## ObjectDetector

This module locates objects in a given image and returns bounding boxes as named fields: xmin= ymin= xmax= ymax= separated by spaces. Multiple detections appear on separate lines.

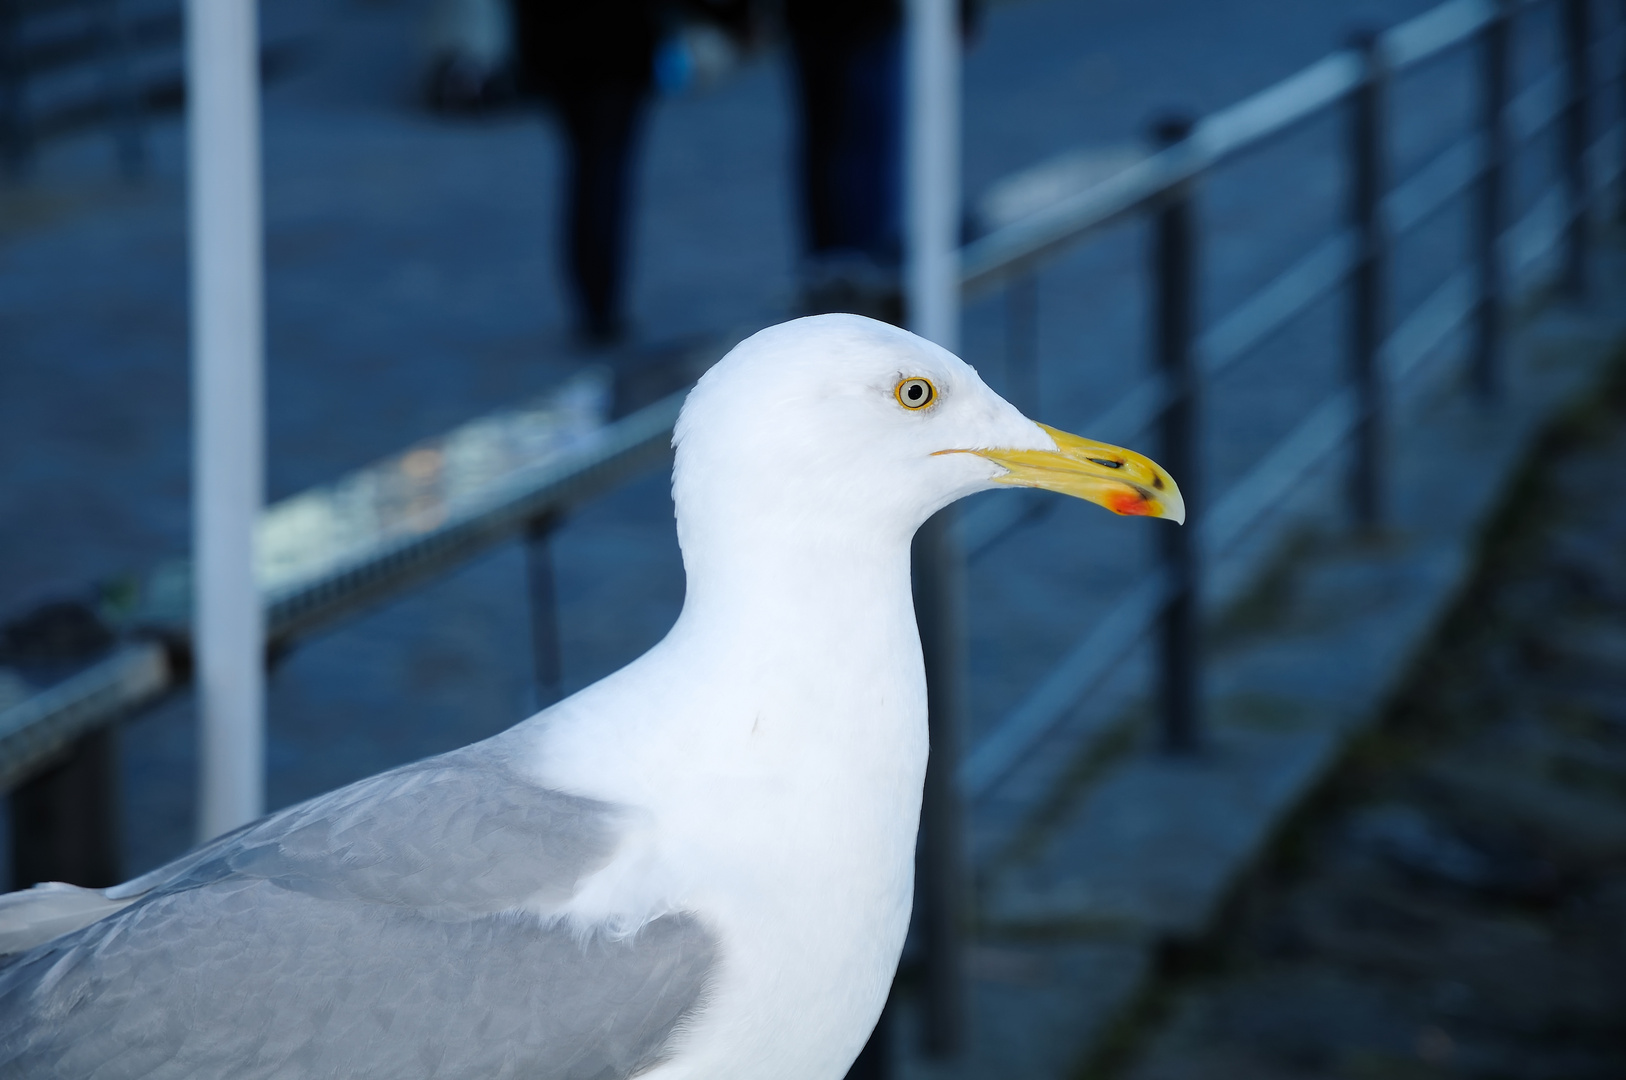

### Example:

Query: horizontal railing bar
xmin=959 ymin=149 xmax=1197 ymax=294
xmin=266 ymin=390 xmax=685 ymax=645
xmin=1193 ymin=52 xmax=1364 ymax=164
xmin=961 ymin=570 xmax=1172 ymax=801
xmin=1080 ymin=372 xmax=1174 ymax=446
xmin=1199 ymin=231 xmax=1358 ymax=379
xmin=0 ymin=643 xmax=170 ymax=794
xmin=1506 ymin=184 xmax=1567 ymax=284
xmin=1385 ymin=132 xmax=1486 ymax=236
xmin=1386 ymin=270 xmax=1475 ymax=385
xmin=1508 ymin=68 xmax=1565 ymax=144
xmin=1203 ymin=389 xmax=1356 ymax=561
xmin=957 ymin=491 xmax=1051 ymax=559
xmin=1381 ymin=0 xmax=1492 ymax=70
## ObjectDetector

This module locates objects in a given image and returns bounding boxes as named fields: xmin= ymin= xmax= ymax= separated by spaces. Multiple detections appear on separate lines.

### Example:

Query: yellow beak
xmin=944 ymin=423 xmax=1185 ymax=524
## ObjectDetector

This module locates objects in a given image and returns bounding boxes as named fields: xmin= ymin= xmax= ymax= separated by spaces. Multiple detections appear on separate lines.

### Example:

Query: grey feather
xmin=0 ymin=884 xmax=133 ymax=957
xmin=0 ymin=745 xmax=718 ymax=1079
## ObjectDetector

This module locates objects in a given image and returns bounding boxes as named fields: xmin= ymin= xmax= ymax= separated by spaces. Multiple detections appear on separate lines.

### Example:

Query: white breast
xmin=523 ymin=583 xmax=929 ymax=1080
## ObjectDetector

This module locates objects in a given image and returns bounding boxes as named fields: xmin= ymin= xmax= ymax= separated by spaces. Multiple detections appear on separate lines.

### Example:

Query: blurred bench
xmin=0 ymin=0 xmax=302 ymax=178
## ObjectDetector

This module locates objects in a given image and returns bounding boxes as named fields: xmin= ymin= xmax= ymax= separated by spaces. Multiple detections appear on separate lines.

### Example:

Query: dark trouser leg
xmin=790 ymin=28 xmax=903 ymax=259
xmin=557 ymin=85 xmax=648 ymax=342
xmin=11 ymin=728 xmax=121 ymax=889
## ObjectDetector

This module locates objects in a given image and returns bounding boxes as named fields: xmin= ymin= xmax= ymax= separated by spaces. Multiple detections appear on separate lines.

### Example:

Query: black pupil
xmin=907 ymin=384 xmax=924 ymax=401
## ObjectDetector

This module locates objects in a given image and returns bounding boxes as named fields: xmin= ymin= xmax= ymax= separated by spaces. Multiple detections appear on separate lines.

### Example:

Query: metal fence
xmin=904 ymin=0 xmax=1626 ymax=1058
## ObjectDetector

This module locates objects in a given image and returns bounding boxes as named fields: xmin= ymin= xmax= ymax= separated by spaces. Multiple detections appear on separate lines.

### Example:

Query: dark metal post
xmin=11 ymin=729 xmax=122 ymax=888
xmin=1560 ymin=0 xmax=1592 ymax=296
xmin=842 ymin=992 xmax=894 ymax=1080
xmin=1004 ymin=272 xmax=1040 ymax=416
xmin=1150 ymin=113 xmax=1202 ymax=756
xmin=1472 ymin=1 xmax=1512 ymax=399
xmin=911 ymin=509 xmax=967 ymax=1057
xmin=1347 ymin=32 xmax=1388 ymax=530
xmin=524 ymin=516 xmax=564 ymax=707
xmin=0 ymin=0 xmax=27 ymax=178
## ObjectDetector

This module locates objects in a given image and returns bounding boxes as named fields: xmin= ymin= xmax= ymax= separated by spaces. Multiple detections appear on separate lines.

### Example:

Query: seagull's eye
xmin=895 ymin=377 xmax=936 ymax=410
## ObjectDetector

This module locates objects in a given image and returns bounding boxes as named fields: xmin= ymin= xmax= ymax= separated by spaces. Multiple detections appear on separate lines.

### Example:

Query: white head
xmin=671 ymin=314 xmax=1181 ymax=576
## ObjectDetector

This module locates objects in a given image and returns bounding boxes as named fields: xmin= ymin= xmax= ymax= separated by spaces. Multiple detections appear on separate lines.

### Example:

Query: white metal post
xmin=188 ymin=0 xmax=265 ymax=841
xmin=906 ymin=0 xmax=960 ymax=349
xmin=905 ymin=0 xmax=967 ymax=1057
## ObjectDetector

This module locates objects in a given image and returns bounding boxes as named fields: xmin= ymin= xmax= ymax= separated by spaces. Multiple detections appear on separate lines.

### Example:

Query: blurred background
xmin=3 ymin=0 xmax=1626 ymax=1076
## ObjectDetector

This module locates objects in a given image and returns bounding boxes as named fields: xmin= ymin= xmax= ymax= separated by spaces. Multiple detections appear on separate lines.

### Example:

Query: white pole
xmin=905 ymin=0 xmax=960 ymax=350
xmin=188 ymin=0 xmax=265 ymax=841
xmin=905 ymin=0 xmax=968 ymax=1051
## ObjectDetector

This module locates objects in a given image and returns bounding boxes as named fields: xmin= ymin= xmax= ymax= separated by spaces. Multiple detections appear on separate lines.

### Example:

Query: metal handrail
xmin=959 ymin=0 xmax=1519 ymax=298
xmin=264 ymin=391 xmax=685 ymax=646
xmin=0 ymin=387 xmax=685 ymax=794
xmin=0 ymin=642 xmax=169 ymax=792
xmin=957 ymin=0 xmax=1625 ymax=803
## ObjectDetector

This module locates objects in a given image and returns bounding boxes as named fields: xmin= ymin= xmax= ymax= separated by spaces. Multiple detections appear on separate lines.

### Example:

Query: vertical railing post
xmin=905 ymin=0 xmax=964 ymax=1061
xmin=0 ymin=0 xmax=26 ymax=177
xmin=11 ymin=729 xmax=121 ymax=889
xmin=191 ymin=0 xmax=267 ymax=842
xmin=1150 ymin=113 xmax=1201 ymax=756
xmin=1004 ymin=272 xmax=1040 ymax=416
xmin=1473 ymin=1 xmax=1512 ymax=400
xmin=524 ymin=515 xmax=564 ymax=708
xmin=909 ymin=517 xmax=967 ymax=1057
xmin=1560 ymin=0 xmax=1592 ymax=296
xmin=1347 ymin=31 xmax=1388 ymax=531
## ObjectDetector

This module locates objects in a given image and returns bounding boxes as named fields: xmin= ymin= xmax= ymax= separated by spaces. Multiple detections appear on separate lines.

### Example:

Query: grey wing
xmin=0 ymin=745 xmax=719 ymax=1080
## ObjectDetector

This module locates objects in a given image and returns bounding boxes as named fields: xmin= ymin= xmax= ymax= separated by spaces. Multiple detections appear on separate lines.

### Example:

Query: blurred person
xmin=786 ymin=0 xmax=905 ymax=324
xmin=786 ymin=0 xmax=977 ymax=326
xmin=509 ymin=1 xmax=753 ymax=347
xmin=510 ymin=0 xmax=664 ymax=346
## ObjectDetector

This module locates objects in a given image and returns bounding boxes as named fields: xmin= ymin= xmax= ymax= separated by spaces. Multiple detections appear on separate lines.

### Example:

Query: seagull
xmin=0 ymin=314 xmax=1181 ymax=1079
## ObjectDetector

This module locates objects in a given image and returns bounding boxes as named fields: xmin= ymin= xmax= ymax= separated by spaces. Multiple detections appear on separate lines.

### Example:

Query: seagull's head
xmin=672 ymin=313 xmax=1183 ymax=556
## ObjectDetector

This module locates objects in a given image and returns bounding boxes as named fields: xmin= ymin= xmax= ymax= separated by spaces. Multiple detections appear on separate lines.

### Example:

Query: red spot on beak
xmin=1107 ymin=490 xmax=1154 ymax=517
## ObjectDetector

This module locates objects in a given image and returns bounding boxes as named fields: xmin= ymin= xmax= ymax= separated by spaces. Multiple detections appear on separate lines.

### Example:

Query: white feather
xmin=502 ymin=314 xmax=1052 ymax=1079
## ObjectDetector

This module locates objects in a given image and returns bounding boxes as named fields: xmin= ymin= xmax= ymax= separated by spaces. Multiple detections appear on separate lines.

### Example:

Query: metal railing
xmin=949 ymin=0 xmax=1625 ymax=809
xmin=892 ymin=0 xmax=1626 ymax=1065
xmin=0 ymin=373 xmax=690 ymax=883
